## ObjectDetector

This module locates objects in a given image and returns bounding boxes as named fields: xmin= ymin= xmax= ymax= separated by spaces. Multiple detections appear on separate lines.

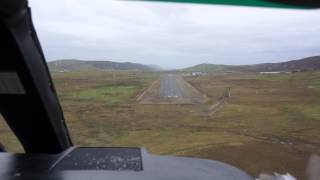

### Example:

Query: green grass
xmin=310 ymin=78 xmax=320 ymax=91
xmin=53 ymin=70 xmax=159 ymax=104
xmin=256 ymin=73 xmax=293 ymax=81
xmin=65 ymin=85 xmax=141 ymax=104
xmin=281 ymin=104 xmax=320 ymax=121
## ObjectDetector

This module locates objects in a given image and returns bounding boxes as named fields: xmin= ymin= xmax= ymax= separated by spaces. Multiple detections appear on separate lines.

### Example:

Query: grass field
xmin=0 ymin=70 xmax=319 ymax=179
xmin=183 ymin=71 xmax=320 ymax=178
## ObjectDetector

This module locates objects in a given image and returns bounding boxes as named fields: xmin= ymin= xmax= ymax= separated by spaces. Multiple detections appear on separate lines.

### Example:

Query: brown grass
xmin=0 ymin=70 xmax=319 ymax=179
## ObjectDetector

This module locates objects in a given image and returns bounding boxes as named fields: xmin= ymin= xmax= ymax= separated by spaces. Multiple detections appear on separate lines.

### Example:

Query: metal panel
xmin=135 ymin=0 xmax=320 ymax=8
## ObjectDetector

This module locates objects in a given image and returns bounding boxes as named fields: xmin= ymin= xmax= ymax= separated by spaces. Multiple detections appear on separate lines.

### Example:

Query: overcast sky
xmin=29 ymin=0 xmax=320 ymax=69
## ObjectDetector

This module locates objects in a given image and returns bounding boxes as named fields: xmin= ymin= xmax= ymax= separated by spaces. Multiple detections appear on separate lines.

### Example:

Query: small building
xmin=191 ymin=72 xmax=207 ymax=77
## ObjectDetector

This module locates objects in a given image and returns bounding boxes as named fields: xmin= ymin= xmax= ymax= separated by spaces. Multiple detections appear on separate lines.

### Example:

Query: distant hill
xmin=48 ymin=59 xmax=160 ymax=72
xmin=183 ymin=56 xmax=320 ymax=72
xmin=184 ymin=64 xmax=232 ymax=72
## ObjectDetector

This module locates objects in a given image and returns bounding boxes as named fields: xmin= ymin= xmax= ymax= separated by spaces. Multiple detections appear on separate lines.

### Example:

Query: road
xmin=139 ymin=74 xmax=207 ymax=104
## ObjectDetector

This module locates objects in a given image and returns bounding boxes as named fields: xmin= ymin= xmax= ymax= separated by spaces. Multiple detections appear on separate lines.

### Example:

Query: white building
xmin=191 ymin=72 xmax=207 ymax=76
xmin=260 ymin=71 xmax=291 ymax=74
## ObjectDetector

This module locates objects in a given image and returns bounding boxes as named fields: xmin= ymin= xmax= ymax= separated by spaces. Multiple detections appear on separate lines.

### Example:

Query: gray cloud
xmin=29 ymin=0 xmax=320 ymax=69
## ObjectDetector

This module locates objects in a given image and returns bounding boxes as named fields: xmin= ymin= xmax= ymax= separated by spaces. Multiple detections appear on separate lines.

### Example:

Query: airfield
xmin=1 ymin=70 xmax=320 ymax=179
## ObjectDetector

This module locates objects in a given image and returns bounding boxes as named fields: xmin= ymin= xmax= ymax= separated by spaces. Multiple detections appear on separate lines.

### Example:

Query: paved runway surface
xmin=160 ymin=74 xmax=183 ymax=98
xmin=139 ymin=74 xmax=207 ymax=104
